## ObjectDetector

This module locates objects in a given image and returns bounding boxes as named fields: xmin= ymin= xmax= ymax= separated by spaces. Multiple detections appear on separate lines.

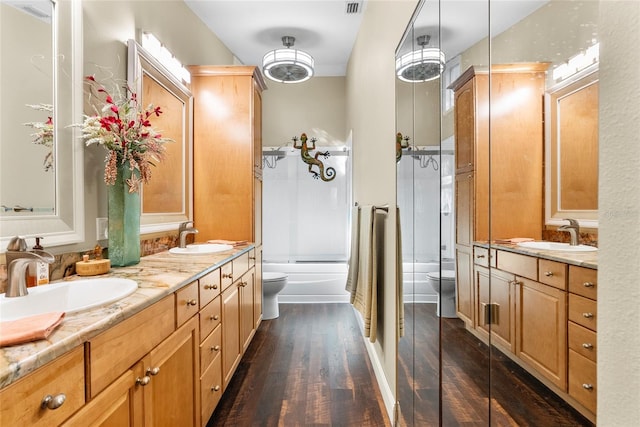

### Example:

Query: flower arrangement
xmin=79 ymin=75 xmax=170 ymax=192
xmin=24 ymin=103 xmax=54 ymax=172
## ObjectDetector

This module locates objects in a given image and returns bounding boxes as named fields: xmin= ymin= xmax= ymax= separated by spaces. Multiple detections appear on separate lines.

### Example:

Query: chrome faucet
xmin=178 ymin=221 xmax=198 ymax=248
xmin=559 ymin=219 xmax=580 ymax=246
xmin=5 ymin=236 xmax=55 ymax=297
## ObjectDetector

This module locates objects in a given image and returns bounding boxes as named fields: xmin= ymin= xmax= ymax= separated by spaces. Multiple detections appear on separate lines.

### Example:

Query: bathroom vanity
xmin=0 ymin=245 xmax=261 ymax=427
xmin=469 ymin=243 xmax=597 ymax=422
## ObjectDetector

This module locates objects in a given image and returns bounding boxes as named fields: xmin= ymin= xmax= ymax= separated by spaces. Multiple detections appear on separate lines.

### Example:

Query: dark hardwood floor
xmin=207 ymin=303 xmax=391 ymax=427
xmin=399 ymin=303 xmax=595 ymax=427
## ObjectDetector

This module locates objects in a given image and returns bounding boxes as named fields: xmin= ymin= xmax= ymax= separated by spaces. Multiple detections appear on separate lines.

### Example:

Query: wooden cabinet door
xmin=142 ymin=316 xmax=200 ymax=427
xmin=476 ymin=266 xmax=515 ymax=353
xmin=455 ymin=173 xmax=473 ymax=247
xmin=515 ymin=278 xmax=567 ymax=390
xmin=454 ymin=78 xmax=475 ymax=173
xmin=240 ymin=269 xmax=256 ymax=352
xmin=455 ymin=245 xmax=474 ymax=326
xmin=254 ymin=248 xmax=263 ymax=329
xmin=222 ymin=283 xmax=242 ymax=388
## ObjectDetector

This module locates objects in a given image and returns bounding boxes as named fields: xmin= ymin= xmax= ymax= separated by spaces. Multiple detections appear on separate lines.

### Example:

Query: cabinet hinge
xmin=481 ymin=302 xmax=500 ymax=326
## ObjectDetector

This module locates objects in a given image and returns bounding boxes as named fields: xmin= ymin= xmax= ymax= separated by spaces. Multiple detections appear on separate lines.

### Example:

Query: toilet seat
xmin=426 ymin=270 xmax=455 ymax=281
xmin=263 ymin=272 xmax=288 ymax=282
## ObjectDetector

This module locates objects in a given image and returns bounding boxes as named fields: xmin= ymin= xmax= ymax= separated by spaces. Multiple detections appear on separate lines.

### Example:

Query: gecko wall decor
xmin=291 ymin=133 xmax=336 ymax=181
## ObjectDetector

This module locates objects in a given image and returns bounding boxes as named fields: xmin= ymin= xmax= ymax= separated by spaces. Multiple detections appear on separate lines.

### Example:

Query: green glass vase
xmin=108 ymin=165 xmax=141 ymax=266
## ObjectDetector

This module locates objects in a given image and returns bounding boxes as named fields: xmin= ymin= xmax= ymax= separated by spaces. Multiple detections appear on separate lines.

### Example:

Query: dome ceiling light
xmin=262 ymin=36 xmax=314 ymax=84
xmin=396 ymin=35 xmax=445 ymax=83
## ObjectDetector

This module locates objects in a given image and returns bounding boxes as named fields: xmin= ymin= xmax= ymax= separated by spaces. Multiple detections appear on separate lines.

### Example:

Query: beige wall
xmin=346 ymin=0 xmax=418 ymax=418
xmin=598 ymin=1 xmax=640 ymax=424
xmin=76 ymin=0 xmax=234 ymax=253
xmin=262 ymin=77 xmax=346 ymax=148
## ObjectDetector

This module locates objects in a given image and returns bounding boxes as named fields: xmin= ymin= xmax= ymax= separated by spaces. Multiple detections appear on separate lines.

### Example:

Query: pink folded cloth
xmin=494 ymin=237 xmax=535 ymax=244
xmin=0 ymin=312 xmax=65 ymax=347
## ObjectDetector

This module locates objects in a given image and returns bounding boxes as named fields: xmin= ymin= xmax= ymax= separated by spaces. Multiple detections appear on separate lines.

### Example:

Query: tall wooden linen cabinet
xmin=450 ymin=63 xmax=548 ymax=326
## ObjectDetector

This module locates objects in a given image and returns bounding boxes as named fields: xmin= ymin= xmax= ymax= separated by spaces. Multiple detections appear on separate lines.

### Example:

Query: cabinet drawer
xmin=88 ymin=295 xmax=175 ymax=397
xmin=233 ymin=252 xmax=250 ymax=279
xmin=538 ymin=259 xmax=567 ymax=290
xmin=200 ymin=352 xmax=223 ymax=424
xmin=497 ymin=251 xmax=537 ymax=280
xmin=200 ymin=323 xmax=222 ymax=375
xmin=248 ymin=248 xmax=256 ymax=269
xmin=568 ymin=321 xmax=597 ymax=362
xmin=200 ymin=295 xmax=221 ymax=341
xmin=473 ymin=246 xmax=496 ymax=267
xmin=199 ymin=268 xmax=221 ymax=307
xmin=221 ymin=262 xmax=234 ymax=291
xmin=569 ymin=293 xmax=597 ymax=331
xmin=0 ymin=346 xmax=85 ymax=427
xmin=569 ymin=266 xmax=597 ymax=300
xmin=176 ymin=281 xmax=200 ymax=327
xmin=568 ymin=349 xmax=597 ymax=414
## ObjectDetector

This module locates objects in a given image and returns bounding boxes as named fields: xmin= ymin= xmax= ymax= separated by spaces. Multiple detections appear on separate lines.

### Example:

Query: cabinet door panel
xmin=240 ymin=269 xmax=255 ymax=352
xmin=516 ymin=278 xmax=567 ymax=389
xmin=476 ymin=267 xmax=515 ymax=353
xmin=222 ymin=284 xmax=241 ymax=388
xmin=455 ymin=173 xmax=473 ymax=247
xmin=455 ymin=246 xmax=473 ymax=326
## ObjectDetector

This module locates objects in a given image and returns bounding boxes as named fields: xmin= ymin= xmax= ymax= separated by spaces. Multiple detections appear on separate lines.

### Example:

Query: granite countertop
xmin=0 ymin=245 xmax=254 ymax=389
xmin=474 ymin=241 xmax=598 ymax=269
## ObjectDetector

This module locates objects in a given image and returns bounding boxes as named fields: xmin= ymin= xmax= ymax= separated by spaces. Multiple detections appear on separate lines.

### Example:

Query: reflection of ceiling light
xmin=141 ymin=32 xmax=191 ymax=84
xmin=552 ymin=42 xmax=599 ymax=81
xmin=262 ymin=36 xmax=314 ymax=84
xmin=396 ymin=35 xmax=445 ymax=83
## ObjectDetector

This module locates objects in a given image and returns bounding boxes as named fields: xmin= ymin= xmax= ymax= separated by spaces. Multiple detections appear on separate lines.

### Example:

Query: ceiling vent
xmin=345 ymin=1 xmax=362 ymax=14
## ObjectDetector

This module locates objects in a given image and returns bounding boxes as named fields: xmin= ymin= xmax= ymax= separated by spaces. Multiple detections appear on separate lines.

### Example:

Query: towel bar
xmin=354 ymin=202 xmax=389 ymax=214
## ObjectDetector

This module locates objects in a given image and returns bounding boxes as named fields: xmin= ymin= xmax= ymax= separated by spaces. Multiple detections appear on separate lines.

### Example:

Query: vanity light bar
xmin=141 ymin=32 xmax=191 ymax=85
xmin=553 ymin=43 xmax=599 ymax=81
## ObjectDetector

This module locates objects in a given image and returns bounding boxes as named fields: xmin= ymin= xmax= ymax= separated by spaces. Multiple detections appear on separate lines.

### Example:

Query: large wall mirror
xmin=396 ymin=0 xmax=599 ymax=425
xmin=127 ymin=39 xmax=193 ymax=234
xmin=0 ymin=0 xmax=84 ymax=247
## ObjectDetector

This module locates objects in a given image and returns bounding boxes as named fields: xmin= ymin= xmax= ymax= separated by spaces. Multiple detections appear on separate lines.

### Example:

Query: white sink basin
xmin=516 ymin=241 xmax=598 ymax=252
xmin=169 ymin=243 xmax=233 ymax=255
xmin=0 ymin=278 xmax=138 ymax=322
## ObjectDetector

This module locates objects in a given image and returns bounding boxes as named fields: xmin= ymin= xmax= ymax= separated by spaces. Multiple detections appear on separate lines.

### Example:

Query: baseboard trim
xmin=278 ymin=295 xmax=350 ymax=303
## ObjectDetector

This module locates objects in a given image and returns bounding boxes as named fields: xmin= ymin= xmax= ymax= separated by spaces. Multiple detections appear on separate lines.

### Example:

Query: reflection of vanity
xmin=472 ymin=243 xmax=597 ymax=422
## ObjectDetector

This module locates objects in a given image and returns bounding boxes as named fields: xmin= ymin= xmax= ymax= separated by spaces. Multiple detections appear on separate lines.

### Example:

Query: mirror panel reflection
xmin=397 ymin=0 xmax=598 ymax=425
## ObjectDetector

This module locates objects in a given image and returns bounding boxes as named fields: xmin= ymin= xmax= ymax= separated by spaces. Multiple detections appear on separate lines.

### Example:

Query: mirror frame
xmin=545 ymin=63 xmax=599 ymax=228
xmin=0 ymin=0 xmax=84 ymax=248
xmin=127 ymin=39 xmax=193 ymax=234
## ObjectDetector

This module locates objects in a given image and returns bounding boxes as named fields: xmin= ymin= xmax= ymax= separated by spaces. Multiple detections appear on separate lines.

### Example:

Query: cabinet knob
xmin=146 ymin=367 xmax=160 ymax=376
xmin=467 ymin=162 xmax=472 ymax=167
xmin=136 ymin=376 xmax=151 ymax=386
xmin=544 ymin=271 xmax=554 ymax=277
xmin=582 ymin=343 xmax=594 ymax=350
xmin=582 ymin=312 xmax=594 ymax=319
xmin=187 ymin=299 xmax=198 ymax=306
xmin=223 ymin=273 xmax=233 ymax=279
xmin=210 ymin=314 xmax=220 ymax=321
xmin=211 ymin=345 xmax=221 ymax=352
xmin=41 ymin=393 xmax=66 ymax=410
xmin=204 ymin=284 xmax=218 ymax=290
xmin=239 ymin=281 xmax=247 ymax=287
xmin=476 ymin=254 xmax=485 ymax=259
xmin=582 ymin=383 xmax=594 ymax=391
xmin=211 ymin=385 xmax=221 ymax=392
xmin=583 ymin=282 xmax=595 ymax=288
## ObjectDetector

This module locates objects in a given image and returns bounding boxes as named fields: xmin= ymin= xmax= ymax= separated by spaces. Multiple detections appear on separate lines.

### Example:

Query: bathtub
xmin=402 ymin=260 xmax=455 ymax=304
xmin=262 ymin=262 xmax=350 ymax=303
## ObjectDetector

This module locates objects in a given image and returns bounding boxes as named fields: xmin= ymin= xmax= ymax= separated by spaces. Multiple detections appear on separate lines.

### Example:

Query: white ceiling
xmin=184 ymin=0 xmax=549 ymax=78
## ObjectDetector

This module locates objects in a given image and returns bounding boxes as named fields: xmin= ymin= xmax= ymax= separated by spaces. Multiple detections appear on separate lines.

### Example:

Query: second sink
xmin=517 ymin=241 xmax=597 ymax=252
xmin=169 ymin=243 xmax=233 ymax=255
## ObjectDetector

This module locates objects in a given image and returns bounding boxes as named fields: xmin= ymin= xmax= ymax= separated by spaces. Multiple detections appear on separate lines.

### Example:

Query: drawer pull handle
xmin=210 ymin=314 xmax=220 ymax=321
xmin=41 ymin=393 xmax=66 ymax=410
xmin=211 ymin=345 xmax=221 ymax=352
xmin=204 ymin=284 xmax=218 ymax=290
xmin=544 ymin=271 xmax=553 ymax=277
xmin=582 ymin=383 xmax=594 ymax=391
xmin=211 ymin=385 xmax=221 ymax=392
xmin=223 ymin=273 xmax=233 ymax=279
xmin=476 ymin=254 xmax=486 ymax=259
xmin=136 ymin=376 xmax=151 ymax=386
xmin=146 ymin=367 xmax=160 ymax=376
xmin=249 ymin=256 xmax=256 ymax=260
xmin=583 ymin=282 xmax=595 ymax=288
xmin=582 ymin=343 xmax=594 ymax=349
xmin=240 ymin=281 xmax=247 ymax=287
xmin=187 ymin=299 xmax=198 ymax=306
xmin=583 ymin=312 xmax=594 ymax=318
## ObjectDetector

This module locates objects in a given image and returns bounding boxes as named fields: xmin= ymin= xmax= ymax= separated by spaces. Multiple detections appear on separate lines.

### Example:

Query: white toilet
xmin=262 ymin=272 xmax=288 ymax=320
xmin=426 ymin=270 xmax=457 ymax=318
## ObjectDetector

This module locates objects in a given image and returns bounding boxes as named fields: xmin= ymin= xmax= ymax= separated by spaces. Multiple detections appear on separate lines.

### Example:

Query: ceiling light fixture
xmin=262 ymin=36 xmax=314 ymax=84
xmin=396 ymin=35 xmax=445 ymax=83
